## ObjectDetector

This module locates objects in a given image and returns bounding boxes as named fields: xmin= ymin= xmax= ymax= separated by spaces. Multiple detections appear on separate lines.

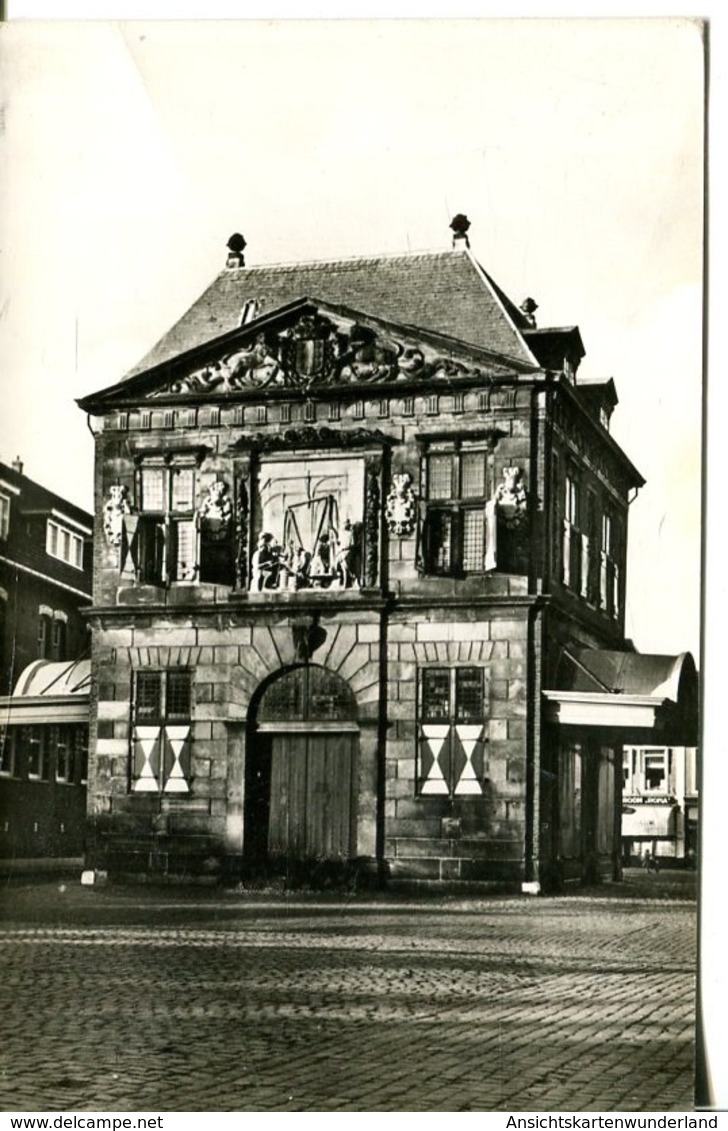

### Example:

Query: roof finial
xmin=520 ymin=297 xmax=538 ymax=328
xmin=226 ymin=233 xmax=247 ymax=269
xmin=449 ymin=213 xmax=471 ymax=250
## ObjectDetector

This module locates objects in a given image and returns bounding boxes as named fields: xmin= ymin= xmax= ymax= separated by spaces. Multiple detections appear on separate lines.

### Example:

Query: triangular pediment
xmin=77 ymin=297 xmax=539 ymax=413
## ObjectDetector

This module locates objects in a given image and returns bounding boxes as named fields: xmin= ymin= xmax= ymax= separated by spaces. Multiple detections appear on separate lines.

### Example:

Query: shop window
xmin=124 ymin=461 xmax=198 ymax=585
xmin=131 ymin=670 xmax=193 ymax=794
xmin=420 ymin=449 xmax=495 ymax=576
xmin=417 ymin=667 xmax=487 ymax=796
xmin=46 ymin=520 xmax=84 ymax=570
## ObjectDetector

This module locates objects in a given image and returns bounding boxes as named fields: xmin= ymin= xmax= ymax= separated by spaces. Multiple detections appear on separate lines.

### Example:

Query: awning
xmin=622 ymin=799 xmax=677 ymax=839
xmin=543 ymin=649 xmax=698 ymax=745
xmin=0 ymin=659 xmax=91 ymax=726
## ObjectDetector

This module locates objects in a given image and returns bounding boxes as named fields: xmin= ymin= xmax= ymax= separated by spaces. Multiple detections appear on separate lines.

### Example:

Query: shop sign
xmin=623 ymin=795 xmax=676 ymax=806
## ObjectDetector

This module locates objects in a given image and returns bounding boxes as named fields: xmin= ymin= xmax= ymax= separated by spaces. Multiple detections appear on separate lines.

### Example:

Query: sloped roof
xmin=125 ymin=247 xmax=539 ymax=379
xmin=544 ymin=649 xmax=699 ymax=745
xmin=563 ymin=650 xmax=697 ymax=702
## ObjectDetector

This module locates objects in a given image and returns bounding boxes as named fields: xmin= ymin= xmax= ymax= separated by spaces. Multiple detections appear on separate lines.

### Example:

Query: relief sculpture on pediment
xmin=151 ymin=308 xmax=495 ymax=397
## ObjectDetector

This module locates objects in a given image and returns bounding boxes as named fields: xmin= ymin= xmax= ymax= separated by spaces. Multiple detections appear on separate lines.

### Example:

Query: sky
xmin=0 ymin=17 xmax=704 ymax=663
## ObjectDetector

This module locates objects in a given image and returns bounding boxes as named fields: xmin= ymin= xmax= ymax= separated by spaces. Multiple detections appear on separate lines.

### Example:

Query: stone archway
xmin=244 ymin=665 xmax=360 ymax=862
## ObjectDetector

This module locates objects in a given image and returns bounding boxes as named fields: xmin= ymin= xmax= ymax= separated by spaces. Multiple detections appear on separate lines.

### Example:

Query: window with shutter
xmin=421 ymin=447 xmax=495 ymax=576
xmin=131 ymin=670 xmax=193 ymax=794
xmin=131 ymin=461 xmax=199 ymax=585
xmin=417 ymin=667 xmax=487 ymax=796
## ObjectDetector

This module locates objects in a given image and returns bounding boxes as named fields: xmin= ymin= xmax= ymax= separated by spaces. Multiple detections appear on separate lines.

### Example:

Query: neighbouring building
xmin=622 ymin=744 xmax=699 ymax=865
xmin=0 ymin=460 xmax=93 ymax=860
xmin=76 ymin=220 xmax=698 ymax=888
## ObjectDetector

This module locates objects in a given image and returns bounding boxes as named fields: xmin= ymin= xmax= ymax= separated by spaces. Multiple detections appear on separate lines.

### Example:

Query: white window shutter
xmin=484 ymin=498 xmax=497 ymax=571
xmin=120 ymin=514 xmax=140 ymax=579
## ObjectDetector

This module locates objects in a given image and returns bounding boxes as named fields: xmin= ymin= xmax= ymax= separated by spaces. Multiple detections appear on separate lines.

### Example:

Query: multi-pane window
xmin=421 ymin=449 xmax=495 ymax=575
xmin=418 ymin=667 xmax=487 ymax=796
xmin=51 ymin=618 xmax=67 ymax=662
xmin=582 ymin=490 xmax=599 ymax=602
xmin=38 ymin=611 xmax=51 ymax=659
xmin=600 ymin=509 xmax=621 ymax=619
xmin=125 ymin=462 xmax=198 ymax=585
xmin=562 ymin=471 xmax=582 ymax=589
xmin=0 ymin=493 xmax=10 ymax=540
xmin=131 ymin=670 xmax=193 ymax=794
xmin=26 ymin=727 xmax=50 ymax=780
xmin=55 ymin=726 xmax=87 ymax=783
xmin=643 ymin=750 xmax=667 ymax=793
xmin=46 ymin=520 xmax=84 ymax=570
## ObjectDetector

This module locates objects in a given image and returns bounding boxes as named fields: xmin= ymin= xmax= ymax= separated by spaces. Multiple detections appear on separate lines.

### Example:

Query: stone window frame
xmin=132 ymin=454 xmax=200 ymax=586
xmin=419 ymin=441 xmax=496 ymax=577
xmin=130 ymin=668 xmax=194 ymax=795
xmin=416 ymin=664 xmax=488 ymax=798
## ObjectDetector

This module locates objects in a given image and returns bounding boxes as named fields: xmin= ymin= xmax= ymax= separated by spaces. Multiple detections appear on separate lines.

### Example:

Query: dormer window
xmin=46 ymin=519 xmax=84 ymax=570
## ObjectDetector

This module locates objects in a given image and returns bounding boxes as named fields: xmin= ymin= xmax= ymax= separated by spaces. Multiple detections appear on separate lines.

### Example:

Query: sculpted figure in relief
xmin=494 ymin=466 xmax=528 ymax=527
xmin=385 ymin=473 xmax=417 ymax=537
xmin=103 ymin=484 xmax=131 ymax=547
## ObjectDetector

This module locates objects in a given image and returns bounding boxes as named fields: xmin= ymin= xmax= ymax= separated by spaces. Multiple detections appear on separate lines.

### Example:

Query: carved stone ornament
xmin=279 ymin=312 xmax=339 ymax=388
xmin=494 ymin=466 xmax=527 ymax=528
xmin=233 ymin=427 xmax=393 ymax=452
xmin=385 ymin=473 xmax=417 ymax=537
xmin=150 ymin=306 xmax=512 ymax=397
xmin=199 ymin=479 xmax=232 ymax=541
xmin=339 ymin=324 xmax=399 ymax=384
xmin=168 ymin=334 xmax=282 ymax=394
xmin=103 ymin=484 xmax=132 ymax=546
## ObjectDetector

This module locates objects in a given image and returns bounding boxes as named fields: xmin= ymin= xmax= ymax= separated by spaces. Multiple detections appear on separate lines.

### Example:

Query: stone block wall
xmin=85 ymin=608 xmax=383 ymax=876
xmin=383 ymin=609 xmax=531 ymax=883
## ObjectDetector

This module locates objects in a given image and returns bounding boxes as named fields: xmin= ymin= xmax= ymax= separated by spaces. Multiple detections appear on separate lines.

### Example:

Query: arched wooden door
xmin=247 ymin=665 xmax=359 ymax=861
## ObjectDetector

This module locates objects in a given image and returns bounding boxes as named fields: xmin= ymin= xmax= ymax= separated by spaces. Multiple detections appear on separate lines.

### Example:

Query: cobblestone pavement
xmin=0 ymin=883 xmax=696 ymax=1113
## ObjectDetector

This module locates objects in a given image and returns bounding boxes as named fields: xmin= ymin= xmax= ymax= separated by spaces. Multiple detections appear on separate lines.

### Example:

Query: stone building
xmin=77 ymin=222 xmax=697 ymax=888
xmin=0 ymin=459 xmax=93 ymax=859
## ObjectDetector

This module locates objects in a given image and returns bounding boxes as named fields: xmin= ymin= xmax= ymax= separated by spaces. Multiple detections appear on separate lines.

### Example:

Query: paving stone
xmin=0 ymin=889 xmax=696 ymax=1112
